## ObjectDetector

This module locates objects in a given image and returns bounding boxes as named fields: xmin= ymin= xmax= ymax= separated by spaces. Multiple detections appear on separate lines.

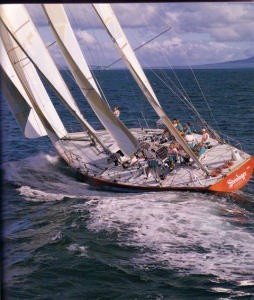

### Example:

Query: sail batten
xmin=43 ymin=4 xmax=138 ymax=156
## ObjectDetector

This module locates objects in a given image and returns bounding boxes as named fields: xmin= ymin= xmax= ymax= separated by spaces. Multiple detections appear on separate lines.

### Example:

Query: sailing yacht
xmin=1 ymin=4 xmax=253 ymax=193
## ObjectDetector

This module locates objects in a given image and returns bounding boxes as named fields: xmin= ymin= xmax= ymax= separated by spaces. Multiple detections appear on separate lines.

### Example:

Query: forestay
xmin=42 ymin=4 xmax=138 ymax=156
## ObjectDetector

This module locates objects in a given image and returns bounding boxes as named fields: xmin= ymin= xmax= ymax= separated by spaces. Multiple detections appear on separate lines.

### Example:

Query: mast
xmin=42 ymin=4 xmax=138 ymax=156
xmin=0 ymin=4 xmax=108 ymax=152
xmin=93 ymin=3 xmax=209 ymax=174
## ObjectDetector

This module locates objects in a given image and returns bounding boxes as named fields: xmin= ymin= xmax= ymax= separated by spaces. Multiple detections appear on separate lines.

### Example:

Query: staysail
xmin=0 ymin=4 xmax=108 ymax=151
xmin=93 ymin=3 xmax=209 ymax=174
xmin=42 ymin=4 xmax=138 ymax=156
xmin=0 ymin=23 xmax=67 ymax=140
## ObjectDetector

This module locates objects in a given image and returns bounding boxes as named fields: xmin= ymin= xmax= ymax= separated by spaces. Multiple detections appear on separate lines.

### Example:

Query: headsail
xmin=0 ymin=4 xmax=108 ymax=151
xmin=42 ymin=4 xmax=138 ymax=156
xmin=1 ymin=39 xmax=47 ymax=139
xmin=93 ymin=3 xmax=209 ymax=174
xmin=0 ymin=23 xmax=67 ymax=140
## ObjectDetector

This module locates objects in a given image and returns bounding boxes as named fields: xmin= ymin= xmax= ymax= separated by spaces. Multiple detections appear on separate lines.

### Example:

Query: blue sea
xmin=1 ymin=68 xmax=254 ymax=299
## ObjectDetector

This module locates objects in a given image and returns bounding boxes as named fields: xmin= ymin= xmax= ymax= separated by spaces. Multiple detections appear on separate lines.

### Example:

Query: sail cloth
xmin=93 ymin=3 xmax=209 ymax=174
xmin=0 ymin=39 xmax=47 ymax=138
xmin=0 ymin=27 xmax=67 ymax=139
xmin=0 ymin=4 xmax=107 ymax=150
xmin=42 ymin=4 xmax=138 ymax=156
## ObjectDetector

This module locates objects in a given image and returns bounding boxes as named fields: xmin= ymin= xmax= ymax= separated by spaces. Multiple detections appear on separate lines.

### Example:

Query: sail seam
xmin=120 ymin=42 xmax=128 ymax=50
xmin=13 ymin=19 xmax=30 ymax=35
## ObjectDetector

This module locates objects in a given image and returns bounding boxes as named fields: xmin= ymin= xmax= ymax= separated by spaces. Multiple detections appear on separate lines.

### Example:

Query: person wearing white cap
xmin=201 ymin=128 xmax=209 ymax=144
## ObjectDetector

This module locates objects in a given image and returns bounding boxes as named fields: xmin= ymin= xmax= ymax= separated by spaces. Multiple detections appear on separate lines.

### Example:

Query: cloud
xmin=24 ymin=3 xmax=254 ymax=66
xmin=76 ymin=30 xmax=96 ymax=45
xmin=110 ymin=2 xmax=254 ymax=65
xmin=113 ymin=3 xmax=164 ymax=28
xmin=167 ymin=3 xmax=254 ymax=43
xmin=114 ymin=3 xmax=254 ymax=43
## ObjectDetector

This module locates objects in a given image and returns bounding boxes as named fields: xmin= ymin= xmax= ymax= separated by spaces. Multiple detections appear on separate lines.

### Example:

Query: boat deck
xmin=55 ymin=128 xmax=251 ymax=190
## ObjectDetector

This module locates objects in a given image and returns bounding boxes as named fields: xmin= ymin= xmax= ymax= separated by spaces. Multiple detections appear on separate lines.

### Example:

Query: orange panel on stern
xmin=209 ymin=157 xmax=254 ymax=192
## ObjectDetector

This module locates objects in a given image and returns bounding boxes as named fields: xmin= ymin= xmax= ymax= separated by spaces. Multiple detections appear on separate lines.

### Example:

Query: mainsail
xmin=93 ymin=3 xmax=209 ymax=174
xmin=42 ymin=4 xmax=138 ymax=156
xmin=0 ymin=4 xmax=108 ymax=151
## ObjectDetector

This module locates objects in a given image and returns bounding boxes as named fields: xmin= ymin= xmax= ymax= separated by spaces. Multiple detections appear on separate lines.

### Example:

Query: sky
xmin=26 ymin=2 xmax=254 ymax=68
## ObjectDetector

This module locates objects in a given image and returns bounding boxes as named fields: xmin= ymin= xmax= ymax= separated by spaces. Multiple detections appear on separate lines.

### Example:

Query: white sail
xmin=93 ymin=3 xmax=209 ymax=174
xmin=0 ymin=25 xmax=67 ymax=139
xmin=1 ymin=39 xmax=47 ymax=138
xmin=42 ymin=4 xmax=138 ymax=156
xmin=0 ymin=4 xmax=106 ymax=149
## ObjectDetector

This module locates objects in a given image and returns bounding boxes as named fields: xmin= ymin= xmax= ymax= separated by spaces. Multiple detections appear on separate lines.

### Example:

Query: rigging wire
xmin=97 ymin=12 xmax=209 ymax=131
xmin=188 ymin=66 xmax=222 ymax=132
xmin=145 ymin=61 xmax=223 ymax=141
xmin=104 ymin=25 xmax=172 ymax=70
xmin=123 ymin=14 xmax=223 ymax=141
xmin=95 ymin=4 xmax=229 ymax=144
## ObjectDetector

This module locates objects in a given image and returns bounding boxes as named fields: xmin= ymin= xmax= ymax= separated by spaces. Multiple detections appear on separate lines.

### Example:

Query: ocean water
xmin=1 ymin=68 xmax=254 ymax=299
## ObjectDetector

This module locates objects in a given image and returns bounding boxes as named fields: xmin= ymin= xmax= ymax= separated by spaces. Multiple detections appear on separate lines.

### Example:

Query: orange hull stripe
xmin=208 ymin=156 xmax=254 ymax=192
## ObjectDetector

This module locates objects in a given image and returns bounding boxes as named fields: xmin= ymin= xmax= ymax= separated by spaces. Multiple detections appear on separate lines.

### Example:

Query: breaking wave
xmin=3 ymin=152 xmax=91 ymax=200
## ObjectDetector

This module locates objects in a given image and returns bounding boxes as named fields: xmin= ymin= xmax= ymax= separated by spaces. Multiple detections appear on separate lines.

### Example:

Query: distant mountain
xmin=88 ymin=57 xmax=254 ymax=70
xmin=190 ymin=56 xmax=254 ymax=69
